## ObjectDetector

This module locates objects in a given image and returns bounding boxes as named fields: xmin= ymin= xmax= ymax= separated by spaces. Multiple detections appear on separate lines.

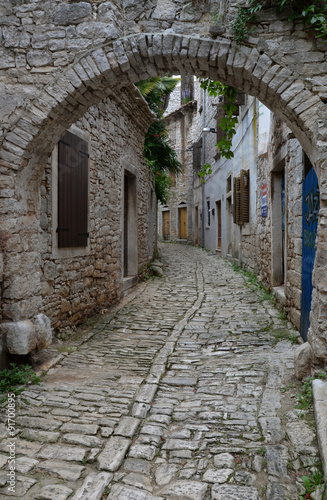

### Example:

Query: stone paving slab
xmin=0 ymin=243 xmax=324 ymax=498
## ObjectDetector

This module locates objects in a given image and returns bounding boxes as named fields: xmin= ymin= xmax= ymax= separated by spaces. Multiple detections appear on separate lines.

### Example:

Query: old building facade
xmin=0 ymin=0 xmax=327 ymax=374
xmin=160 ymin=77 xmax=320 ymax=364
xmin=0 ymin=81 xmax=157 ymax=366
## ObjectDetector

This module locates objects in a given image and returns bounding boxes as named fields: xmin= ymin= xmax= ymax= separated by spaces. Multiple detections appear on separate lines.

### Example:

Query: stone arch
xmin=1 ymin=32 xmax=327 ymax=370
xmin=2 ymin=34 xmax=324 ymax=188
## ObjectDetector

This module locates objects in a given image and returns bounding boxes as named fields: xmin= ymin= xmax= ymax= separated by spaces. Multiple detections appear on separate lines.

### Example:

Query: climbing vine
xmin=200 ymin=79 xmax=238 ymax=160
xmin=231 ymin=0 xmax=327 ymax=44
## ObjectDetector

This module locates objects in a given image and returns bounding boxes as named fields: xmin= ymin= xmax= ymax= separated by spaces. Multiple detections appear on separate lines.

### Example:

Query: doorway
xmin=194 ymin=206 xmax=199 ymax=245
xmin=271 ymin=166 xmax=285 ymax=287
xmin=123 ymin=172 xmax=137 ymax=277
xmin=216 ymin=200 xmax=222 ymax=252
xmin=162 ymin=210 xmax=170 ymax=240
xmin=301 ymin=166 xmax=320 ymax=341
xmin=179 ymin=206 xmax=187 ymax=239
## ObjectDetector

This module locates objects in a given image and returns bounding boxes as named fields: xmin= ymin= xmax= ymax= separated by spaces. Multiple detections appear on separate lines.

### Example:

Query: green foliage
xmin=232 ymin=0 xmax=327 ymax=44
xmin=231 ymin=0 xmax=263 ymax=44
xmin=197 ymin=162 xmax=212 ymax=183
xmin=200 ymin=79 xmax=238 ymax=161
xmin=135 ymin=76 xmax=183 ymax=204
xmin=257 ymin=446 xmax=266 ymax=456
xmin=299 ymin=464 xmax=326 ymax=498
xmin=296 ymin=372 xmax=327 ymax=410
xmin=0 ymin=363 xmax=40 ymax=403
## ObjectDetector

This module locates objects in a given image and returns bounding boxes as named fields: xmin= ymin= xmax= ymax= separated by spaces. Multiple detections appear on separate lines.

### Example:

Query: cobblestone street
xmin=0 ymin=243 xmax=322 ymax=499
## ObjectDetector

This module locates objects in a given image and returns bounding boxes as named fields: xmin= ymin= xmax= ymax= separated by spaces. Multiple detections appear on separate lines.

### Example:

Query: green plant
xmin=296 ymin=372 xmax=327 ymax=410
xmin=232 ymin=0 xmax=327 ymax=44
xmin=257 ymin=446 xmax=266 ymax=456
xmin=211 ymin=7 xmax=224 ymax=24
xmin=299 ymin=464 xmax=326 ymax=499
xmin=200 ymin=79 xmax=238 ymax=160
xmin=0 ymin=363 xmax=40 ymax=403
xmin=231 ymin=0 xmax=262 ymax=44
xmin=198 ymin=162 xmax=213 ymax=183
xmin=278 ymin=0 xmax=327 ymax=39
xmin=280 ymin=381 xmax=295 ymax=393
xmin=135 ymin=76 xmax=183 ymax=204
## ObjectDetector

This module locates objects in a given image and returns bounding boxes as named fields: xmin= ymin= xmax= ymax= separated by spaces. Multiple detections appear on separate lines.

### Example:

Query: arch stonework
xmin=1 ymin=1 xmax=327 ymax=371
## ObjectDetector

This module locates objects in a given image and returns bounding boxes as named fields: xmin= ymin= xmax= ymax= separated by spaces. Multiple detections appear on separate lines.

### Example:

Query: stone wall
xmin=160 ymin=99 xmax=197 ymax=243
xmin=0 ymin=83 xmax=156 ymax=358
xmin=40 ymin=85 xmax=155 ymax=329
xmin=1 ymin=0 xmax=327 ymax=372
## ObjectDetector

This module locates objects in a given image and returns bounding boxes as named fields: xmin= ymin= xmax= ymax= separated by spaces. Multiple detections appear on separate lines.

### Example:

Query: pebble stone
xmin=0 ymin=243 xmax=323 ymax=499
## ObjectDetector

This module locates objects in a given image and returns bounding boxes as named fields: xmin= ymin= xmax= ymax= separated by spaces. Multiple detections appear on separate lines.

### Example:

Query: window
xmin=57 ymin=130 xmax=89 ymax=248
xmin=207 ymin=200 xmax=211 ymax=226
xmin=233 ymin=170 xmax=250 ymax=225
xmin=193 ymin=138 xmax=202 ymax=171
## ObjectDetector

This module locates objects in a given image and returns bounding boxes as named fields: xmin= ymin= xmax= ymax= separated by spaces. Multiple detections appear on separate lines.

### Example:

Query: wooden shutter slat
xmin=58 ymin=130 xmax=88 ymax=248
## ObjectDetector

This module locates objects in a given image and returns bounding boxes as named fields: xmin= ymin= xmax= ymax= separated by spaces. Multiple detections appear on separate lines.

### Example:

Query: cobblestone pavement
xmin=0 ymin=243 xmax=322 ymax=499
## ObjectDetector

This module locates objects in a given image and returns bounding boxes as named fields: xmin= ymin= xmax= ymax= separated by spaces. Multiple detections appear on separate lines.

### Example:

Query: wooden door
xmin=123 ymin=174 xmax=129 ymax=276
xmin=163 ymin=211 xmax=170 ymax=240
xmin=179 ymin=207 xmax=187 ymax=239
xmin=217 ymin=201 xmax=221 ymax=250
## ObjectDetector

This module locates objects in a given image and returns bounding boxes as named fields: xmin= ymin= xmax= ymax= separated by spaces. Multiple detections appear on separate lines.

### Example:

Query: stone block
xmin=54 ymin=2 xmax=92 ymax=26
xmin=294 ymin=342 xmax=312 ymax=380
xmin=2 ymin=319 xmax=36 ymax=355
xmin=27 ymin=50 xmax=52 ymax=67
xmin=34 ymin=313 xmax=52 ymax=350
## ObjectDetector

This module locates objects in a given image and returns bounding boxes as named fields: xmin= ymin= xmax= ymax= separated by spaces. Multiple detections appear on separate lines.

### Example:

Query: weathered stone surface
xmin=63 ymin=433 xmax=103 ymax=448
xmin=34 ymin=313 xmax=52 ymax=350
xmin=203 ymin=468 xmax=234 ymax=483
xmin=61 ymin=422 xmax=98 ymax=435
xmin=155 ymin=463 xmax=179 ymax=485
xmin=213 ymin=452 xmax=236 ymax=469
xmin=35 ymin=460 xmax=85 ymax=481
xmin=266 ymin=445 xmax=289 ymax=477
xmin=54 ymin=2 xmax=92 ymax=25
xmin=294 ymin=342 xmax=312 ymax=380
xmin=114 ymin=416 xmax=140 ymax=437
xmin=16 ymin=416 xmax=62 ymax=431
xmin=37 ymin=444 xmax=86 ymax=462
xmin=211 ymin=484 xmax=260 ymax=500
xmin=286 ymin=421 xmax=315 ymax=448
xmin=3 ymin=320 xmax=36 ymax=354
xmin=15 ymin=456 xmax=39 ymax=473
xmin=71 ymin=472 xmax=113 ymax=500
xmin=108 ymin=484 xmax=164 ymax=500
xmin=159 ymin=480 xmax=208 ymax=500
xmin=97 ymin=436 xmax=131 ymax=471
xmin=26 ymin=50 xmax=52 ymax=67
xmin=34 ymin=484 xmax=73 ymax=500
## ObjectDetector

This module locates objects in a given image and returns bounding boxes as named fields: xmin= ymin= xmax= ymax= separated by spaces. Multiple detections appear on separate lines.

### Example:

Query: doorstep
xmin=123 ymin=275 xmax=138 ymax=292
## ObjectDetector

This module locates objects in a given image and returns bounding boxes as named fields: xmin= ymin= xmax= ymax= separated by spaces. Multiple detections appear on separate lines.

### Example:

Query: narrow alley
xmin=0 ymin=243 xmax=321 ymax=500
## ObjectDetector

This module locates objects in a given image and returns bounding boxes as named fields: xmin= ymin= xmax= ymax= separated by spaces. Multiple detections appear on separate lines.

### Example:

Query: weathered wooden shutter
xmin=58 ymin=131 xmax=89 ymax=248
xmin=193 ymin=139 xmax=202 ymax=170
xmin=233 ymin=170 xmax=250 ymax=225
xmin=240 ymin=169 xmax=250 ymax=224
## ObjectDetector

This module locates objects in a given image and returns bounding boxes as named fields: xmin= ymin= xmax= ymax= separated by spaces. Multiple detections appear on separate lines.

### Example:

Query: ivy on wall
xmin=200 ymin=79 xmax=238 ymax=160
xmin=231 ymin=0 xmax=327 ymax=44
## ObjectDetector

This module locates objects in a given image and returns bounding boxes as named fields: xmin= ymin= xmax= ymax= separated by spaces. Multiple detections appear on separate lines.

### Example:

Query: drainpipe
xmin=202 ymin=87 xmax=206 ymax=248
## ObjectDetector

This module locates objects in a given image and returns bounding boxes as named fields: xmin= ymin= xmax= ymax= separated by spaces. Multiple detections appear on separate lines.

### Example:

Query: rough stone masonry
xmin=0 ymin=1 xmax=327 ymax=371
xmin=0 ymin=244 xmax=322 ymax=499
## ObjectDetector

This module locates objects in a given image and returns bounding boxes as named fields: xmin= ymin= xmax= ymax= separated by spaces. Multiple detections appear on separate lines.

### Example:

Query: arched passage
xmin=1 ymin=32 xmax=327 ymax=371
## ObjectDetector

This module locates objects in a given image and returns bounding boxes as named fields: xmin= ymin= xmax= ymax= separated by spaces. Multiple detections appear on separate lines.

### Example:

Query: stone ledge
xmin=123 ymin=276 xmax=138 ymax=292
xmin=313 ymin=379 xmax=327 ymax=481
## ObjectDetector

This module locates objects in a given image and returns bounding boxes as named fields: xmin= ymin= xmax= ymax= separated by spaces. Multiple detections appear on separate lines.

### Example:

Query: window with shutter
xmin=57 ymin=130 xmax=89 ymax=248
xmin=233 ymin=170 xmax=250 ymax=225
xmin=193 ymin=138 xmax=202 ymax=171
